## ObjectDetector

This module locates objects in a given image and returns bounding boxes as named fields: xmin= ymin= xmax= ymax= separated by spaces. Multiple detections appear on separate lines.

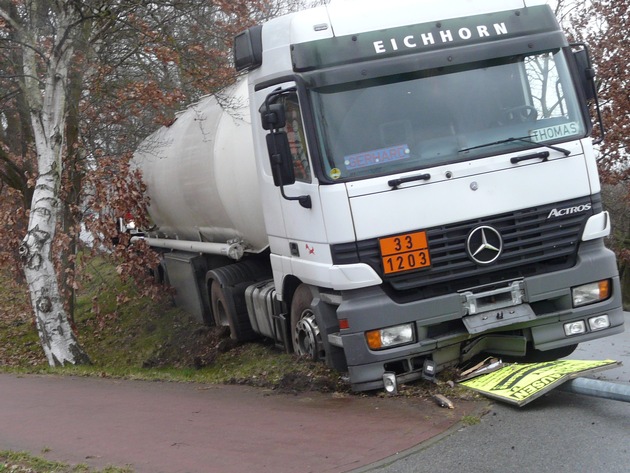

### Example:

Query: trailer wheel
xmin=210 ymin=280 xmax=255 ymax=341
xmin=210 ymin=280 xmax=230 ymax=328
xmin=290 ymin=284 xmax=325 ymax=361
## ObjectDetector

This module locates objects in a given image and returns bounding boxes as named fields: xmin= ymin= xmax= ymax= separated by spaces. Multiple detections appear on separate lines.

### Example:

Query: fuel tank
xmin=133 ymin=79 xmax=268 ymax=252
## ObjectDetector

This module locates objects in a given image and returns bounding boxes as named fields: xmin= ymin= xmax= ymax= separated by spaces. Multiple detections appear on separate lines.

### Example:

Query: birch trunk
xmin=17 ymin=1 xmax=90 ymax=366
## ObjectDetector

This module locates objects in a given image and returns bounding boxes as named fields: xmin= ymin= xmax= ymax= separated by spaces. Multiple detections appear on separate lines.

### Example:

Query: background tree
xmin=560 ymin=0 xmax=630 ymax=307
xmin=0 ymin=0 xmax=290 ymax=365
xmin=0 ymin=0 xmax=93 ymax=365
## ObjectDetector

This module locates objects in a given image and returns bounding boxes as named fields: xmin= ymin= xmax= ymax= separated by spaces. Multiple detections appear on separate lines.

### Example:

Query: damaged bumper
xmin=319 ymin=240 xmax=625 ymax=391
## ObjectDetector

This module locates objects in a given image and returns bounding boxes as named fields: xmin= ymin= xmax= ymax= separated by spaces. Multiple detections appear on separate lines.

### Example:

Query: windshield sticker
xmin=329 ymin=168 xmax=341 ymax=180
xmin=529 ymin=122 xmax=579 ymax=142
xmin=344 ymin=144 xmax=410 ymax=170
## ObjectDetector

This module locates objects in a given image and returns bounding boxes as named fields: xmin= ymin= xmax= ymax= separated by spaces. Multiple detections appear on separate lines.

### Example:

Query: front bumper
xmin=321 ymin=240 xmax=625 ymax=391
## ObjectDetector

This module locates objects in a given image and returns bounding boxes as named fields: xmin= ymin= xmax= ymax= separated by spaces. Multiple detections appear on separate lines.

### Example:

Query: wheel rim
xmin=216 ymin=300 xmax=229 ymax=326
xmin=293 ymin=309 xmax=323 ymax=360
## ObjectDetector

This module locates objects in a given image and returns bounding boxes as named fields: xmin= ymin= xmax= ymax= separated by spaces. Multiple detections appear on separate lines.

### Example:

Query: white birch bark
xmin=10 ymin=1 xmax=89 ymax=366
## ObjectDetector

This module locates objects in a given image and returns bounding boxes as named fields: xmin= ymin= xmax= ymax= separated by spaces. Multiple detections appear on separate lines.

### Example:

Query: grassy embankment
xmin=0 ymin=256 xmax=342 ymax=391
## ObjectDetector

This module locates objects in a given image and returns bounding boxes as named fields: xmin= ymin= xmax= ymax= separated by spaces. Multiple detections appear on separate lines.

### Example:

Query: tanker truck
xmin=131 ymin=0 xmax=625 ymax=391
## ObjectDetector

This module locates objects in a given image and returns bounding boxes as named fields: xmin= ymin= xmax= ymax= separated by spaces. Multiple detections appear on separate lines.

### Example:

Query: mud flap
xmin=163 ymin=252 xmax=209 ymax=323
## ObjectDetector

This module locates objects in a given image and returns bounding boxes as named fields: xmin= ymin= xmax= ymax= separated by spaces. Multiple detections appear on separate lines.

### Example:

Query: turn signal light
xmin=572 ymin=280 xmax=610 ymax=308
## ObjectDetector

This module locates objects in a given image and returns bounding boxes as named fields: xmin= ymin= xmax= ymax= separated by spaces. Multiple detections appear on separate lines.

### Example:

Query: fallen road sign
xmin=457 ymin=359 xmax=621 ymax=407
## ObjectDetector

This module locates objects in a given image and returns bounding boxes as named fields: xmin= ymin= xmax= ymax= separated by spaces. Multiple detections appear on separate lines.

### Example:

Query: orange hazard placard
xmin=379 ymin=231 xmax=431 ymax=275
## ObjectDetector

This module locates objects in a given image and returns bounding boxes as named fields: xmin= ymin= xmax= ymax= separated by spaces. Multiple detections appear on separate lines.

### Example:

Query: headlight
xmin=572 ymin=280 xmax=610 ymax=307
xmin=366 ymin=323 xmax=415 ymax=350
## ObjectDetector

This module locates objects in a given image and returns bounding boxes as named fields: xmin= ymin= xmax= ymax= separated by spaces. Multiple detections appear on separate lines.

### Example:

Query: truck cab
xmin=235 ymin=0 xmax=624 ymax=390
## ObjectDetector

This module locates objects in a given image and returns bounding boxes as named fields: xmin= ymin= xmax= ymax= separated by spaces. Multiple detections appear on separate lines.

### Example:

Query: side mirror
xmin=573 ymin=48 xmax=597 ymax=101
xmin=260 ymin=103 xmax=286 ymax=131
xmin=266 ymin=131 xmax=295 ymax=187
xmin=259 ymin=86 xmax=312 ymax=209
xmin=571 ymin=43 xmax=605 ymax=144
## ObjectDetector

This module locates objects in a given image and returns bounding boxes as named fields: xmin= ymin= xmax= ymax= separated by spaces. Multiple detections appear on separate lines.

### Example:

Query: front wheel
xmin=522 ymin=344 xmax=578 ymax=363
xmin=290 ymin=284 xmax=325 ymax=361
xmin=503 ymin=343 xmax=578 ymax=363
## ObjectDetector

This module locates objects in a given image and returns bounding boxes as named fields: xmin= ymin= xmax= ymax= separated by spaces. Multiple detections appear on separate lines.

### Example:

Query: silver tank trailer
xmin=133 ymin=80 xmax=268 ymax=253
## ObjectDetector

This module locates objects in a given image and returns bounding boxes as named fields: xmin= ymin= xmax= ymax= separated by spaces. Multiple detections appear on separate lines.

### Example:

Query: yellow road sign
xmin=458 ymin=359 xmax=620 ymax=406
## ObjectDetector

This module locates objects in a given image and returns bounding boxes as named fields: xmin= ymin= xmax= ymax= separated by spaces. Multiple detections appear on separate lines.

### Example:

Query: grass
xmin=0 ymin=255 xmax=484 ymax=397
xmin=0 ymin=451 xmax=132 ymax=472
xmin=0 ymin=256 xmax=346 ymax=392
xmin=461 ymin=414 xmax=482 ymax=426
xmin=0 ymin=256 xmax=490 ymax=401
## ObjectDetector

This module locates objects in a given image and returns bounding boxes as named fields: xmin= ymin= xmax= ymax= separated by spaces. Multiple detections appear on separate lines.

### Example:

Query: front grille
xmin=332 ymin=195 xmax=600 ymax=301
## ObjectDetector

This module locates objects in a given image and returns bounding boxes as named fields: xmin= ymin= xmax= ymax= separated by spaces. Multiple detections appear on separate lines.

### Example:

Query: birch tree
xmin=0 ymin=1 xmax=90 ymax=365
xmin=0 ymin=0 xmax=295 ymax=365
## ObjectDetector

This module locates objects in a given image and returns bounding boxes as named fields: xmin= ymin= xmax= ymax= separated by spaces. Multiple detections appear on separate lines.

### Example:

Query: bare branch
xmin=0 ymin=5 xmax=21 ymax=32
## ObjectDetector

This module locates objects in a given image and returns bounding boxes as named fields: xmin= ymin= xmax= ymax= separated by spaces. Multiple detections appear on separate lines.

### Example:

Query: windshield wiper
xmin=459 ymin=136 xmax=571 ymax=156
xmin=510 ymin=151 xmax=550 ymax=164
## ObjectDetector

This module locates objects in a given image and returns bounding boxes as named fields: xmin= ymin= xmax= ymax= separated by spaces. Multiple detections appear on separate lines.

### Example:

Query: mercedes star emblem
xmin=466 ymin=226 xmax=503 ymax=265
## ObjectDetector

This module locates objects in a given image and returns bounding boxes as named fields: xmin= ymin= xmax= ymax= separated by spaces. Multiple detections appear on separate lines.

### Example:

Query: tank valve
xmin=225 ymin=240 xmax=245 ymax=260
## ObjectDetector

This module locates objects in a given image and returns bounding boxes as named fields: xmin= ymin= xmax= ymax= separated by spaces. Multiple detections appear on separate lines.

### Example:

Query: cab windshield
xmin=311 ymin=50 xmax=586 ymax=181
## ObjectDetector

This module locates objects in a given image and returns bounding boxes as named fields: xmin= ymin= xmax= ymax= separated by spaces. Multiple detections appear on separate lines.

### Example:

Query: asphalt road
xmin=359 ymin=311 xmax=630 ymax=473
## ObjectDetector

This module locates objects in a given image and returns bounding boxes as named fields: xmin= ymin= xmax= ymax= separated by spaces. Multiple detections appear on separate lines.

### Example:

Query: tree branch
xmin=0 ymin=5 xmax=21 ymax=32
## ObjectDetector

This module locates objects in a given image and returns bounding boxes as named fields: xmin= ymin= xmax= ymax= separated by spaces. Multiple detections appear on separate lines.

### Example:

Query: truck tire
xmin=523 ymin=344 xmax=578 ymax=362
xmin=210 ymin=280 xmax=256 ymax=342
xmin=290 ymin=284 xmax=325 ymax=361
xmin=503 ymin=343 xmax=579 ymax=363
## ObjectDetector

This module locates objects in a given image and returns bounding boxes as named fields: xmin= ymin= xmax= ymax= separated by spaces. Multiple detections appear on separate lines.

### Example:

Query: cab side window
xmin=282 ymin=94 xmax=311 ymax=183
